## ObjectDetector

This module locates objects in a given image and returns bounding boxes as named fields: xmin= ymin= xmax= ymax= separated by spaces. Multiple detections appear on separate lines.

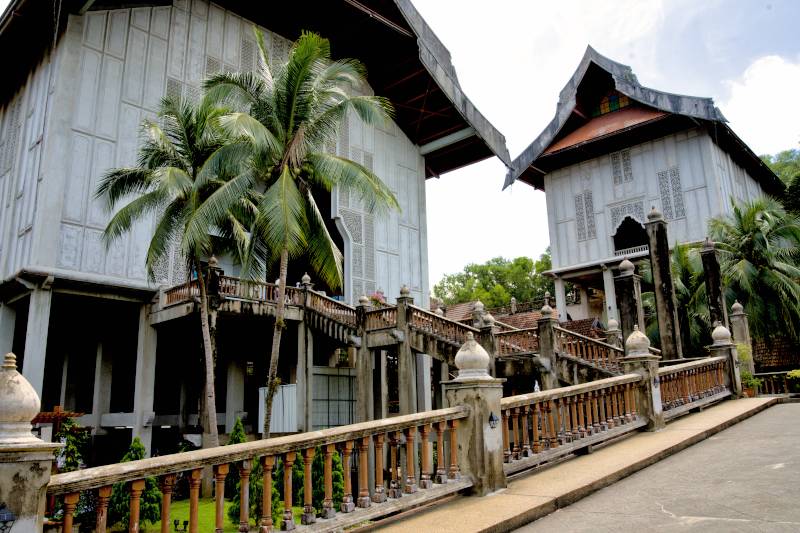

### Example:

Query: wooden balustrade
xmin=163 ymin=279 xmax=199 ymax=306
xmin=364 ymin=306 xmax=398 ymax=330
xmin=408 ymin=304 xmax=480 ymax=345
xmin=495 ymin=327 xmax=539 ymax=356
xmin=658 ymin=356 xmax=729 ymax=419
xmin=47 ymin=407 xmax=469 ymax=532
xmin=306 ymin=291 xmax=358 ymax=328
xmin=755 ymin=371 xmax=791 ymax=394
xmin=554 ymin=326 xmax=623 ymax=371
xmin=499 ymin=374 xmax=645 ymax=475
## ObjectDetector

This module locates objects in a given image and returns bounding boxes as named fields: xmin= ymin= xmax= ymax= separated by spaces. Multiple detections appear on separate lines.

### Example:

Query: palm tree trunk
xmin=197 ymin=266 xmax=220 ymax=448
xmin=263 ymin=247 xmax=289 ymax=438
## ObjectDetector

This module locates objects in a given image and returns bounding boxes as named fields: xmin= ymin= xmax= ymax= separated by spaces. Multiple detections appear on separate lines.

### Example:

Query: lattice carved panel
xmin=610 ymin=201 xmax=646 ymax=230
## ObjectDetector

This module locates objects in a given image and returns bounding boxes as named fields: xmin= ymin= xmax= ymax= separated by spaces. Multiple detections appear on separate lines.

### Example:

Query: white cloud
xmin=720 ymin=55 xmax=800 ymax=154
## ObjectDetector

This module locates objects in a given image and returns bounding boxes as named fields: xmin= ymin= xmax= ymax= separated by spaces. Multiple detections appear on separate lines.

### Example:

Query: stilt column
xmin=645 ymin=207 xmax=683 ymax=360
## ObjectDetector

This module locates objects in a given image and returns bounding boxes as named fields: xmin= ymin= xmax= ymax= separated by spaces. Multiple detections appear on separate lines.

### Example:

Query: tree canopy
xmin=433 ymin=251 xmax=554 ymax=308
xmin=761 ymin=148 xmax=800 ymax=186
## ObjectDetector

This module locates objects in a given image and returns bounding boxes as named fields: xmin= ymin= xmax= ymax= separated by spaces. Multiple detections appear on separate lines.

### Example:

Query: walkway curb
xmin=378 ymin=397 xmax=778 ymax=533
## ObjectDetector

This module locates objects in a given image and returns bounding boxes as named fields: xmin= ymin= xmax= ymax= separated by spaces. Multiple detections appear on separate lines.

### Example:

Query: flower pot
xmin=743 ymin=387 xmax=756 ymax=398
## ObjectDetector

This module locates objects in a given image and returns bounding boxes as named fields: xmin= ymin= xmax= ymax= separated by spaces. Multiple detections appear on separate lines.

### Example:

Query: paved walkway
xmin=379 ymin=397 xmax=778 ymax=533
xmin=517 ymin=402 xmax=800 ymax=532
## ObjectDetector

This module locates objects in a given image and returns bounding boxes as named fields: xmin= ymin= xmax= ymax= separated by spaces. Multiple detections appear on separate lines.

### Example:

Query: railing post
xmin=536 ymin=294 xmax=559 ymax=389
xmin=396 ymin=286 xmax=417 ymax=414
xmin=614 ymin=258 xmax=645 ymax=347
xmin=354 ymin=295 xmax=373 ymax=423
xmin=700 ymin=238 xmax=728 ymax=329
xmin=0 ymin=353 xmax=62 ymax=533
xmin=729 ymin=301 xmax=755 ymax=374
xmin=620 ymin=327 xmax=665 ymax=431
xmin=709 ymin=324 xmax=742 ymax=397
xmin=606 ymin=318 xmax=623 ymax=349
xmin=444 ymin=333 xmax=506 ymax=496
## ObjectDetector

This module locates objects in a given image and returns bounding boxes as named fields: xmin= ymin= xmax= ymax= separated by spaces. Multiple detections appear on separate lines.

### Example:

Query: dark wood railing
xmin=658 ymin=357 xmax=729 ymax=419
xmin=408 ymin=304 xmax=480 ymax=345
xmin=163 ymin=279 xmax=199 ymax=306
xmin=365 ymin=306 xmax=398 ymax=331
xmin=306 ymin=291 xmax=358 ymax=328
xmin=495 ymin=327 xmax=539 ymax=356
xmin=554 ymin=326 xmax=623 ymax=372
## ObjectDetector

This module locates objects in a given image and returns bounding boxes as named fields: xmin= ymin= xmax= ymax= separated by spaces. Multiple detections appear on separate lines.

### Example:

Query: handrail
xmin=554 ymin=325 xmax=623 ymax=372
xmin=365 ymin=306 xmax=398 ymax=330
xmin=408 ymin=304 xmax=479 ymax=345
xmin=658 ymin=356 xmax=728 ymax=417
xmin=501 ymin=373 xmax=642 ymax=410
xmin=305 ymin=290 xmax=358 ymax=328
xmin=553 ymin=326 xmax=623 ymax=353
xmin=163 ymin=279 xmax=199 ymax=306
xmin=48 ymin=406 xmax=468 ymax=495
xmin=495 ymin=327 xmax=539 ymax=355
xmin=657 ymin=356 xmax=726 ymax=375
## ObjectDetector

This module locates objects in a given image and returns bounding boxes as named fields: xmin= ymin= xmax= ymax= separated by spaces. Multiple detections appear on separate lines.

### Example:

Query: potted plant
xmin=787 ymin=369 xmax=800 ymax=394
xmin=740 ymin=371 xmax=763 ymax=397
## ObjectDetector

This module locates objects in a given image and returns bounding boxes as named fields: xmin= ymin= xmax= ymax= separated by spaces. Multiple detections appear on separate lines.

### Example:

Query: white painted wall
xmin=545 ymin=128 xmax=765 ymax=270
xmin=1 ymin=0 xmax=428 ymax=307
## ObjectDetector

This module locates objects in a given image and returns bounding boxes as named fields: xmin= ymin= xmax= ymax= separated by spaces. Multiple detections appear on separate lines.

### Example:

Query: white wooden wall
xmin=545 ymin=128 xmax=765 ymax=270
xmin=1 ymin=0 xmax=429 ymax=306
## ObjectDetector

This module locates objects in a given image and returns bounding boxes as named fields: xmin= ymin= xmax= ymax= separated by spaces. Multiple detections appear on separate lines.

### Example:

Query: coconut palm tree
xmin=709 ymin=197 xmax=800 ymax=341
xmin=198 ymin=29 xmax=399 ymax=437
xmin=96 ymin=95 xmax=246 ymax=449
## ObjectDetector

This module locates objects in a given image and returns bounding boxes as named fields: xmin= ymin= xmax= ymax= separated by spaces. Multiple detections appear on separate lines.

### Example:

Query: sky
xmin=412 ymin=0 xmax=800 ymax=287
xmin=2 ymin=0 xmax=798 ymax=291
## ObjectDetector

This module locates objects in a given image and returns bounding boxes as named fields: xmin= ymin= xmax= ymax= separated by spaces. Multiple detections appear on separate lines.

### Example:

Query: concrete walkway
xmin=378 ymin=397 xmax=778 ymax=533
xmin=517 ymin=401 xmax=800 ymax=532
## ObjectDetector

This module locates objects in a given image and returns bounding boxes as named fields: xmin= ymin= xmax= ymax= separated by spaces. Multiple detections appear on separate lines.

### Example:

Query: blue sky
xmin=416 ymin=0 xmax=800 ymax=286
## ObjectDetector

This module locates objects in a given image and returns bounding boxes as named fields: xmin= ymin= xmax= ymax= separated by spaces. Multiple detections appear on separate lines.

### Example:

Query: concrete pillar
xmin=645 ymin=208 xmax=683 ymax=360
xmin=606 ymin=318 xmax=623 ymax=349
xmin=416 ymin=353 xmax=432 ymax=412
xmin=295 ymin=320 xmax=308 ymax=431
xmin=300 ymin=275 xmax=314 ymax=430
xmin=225 ymin=359 xmax=245 ymax=433
xmin=0 ymin=353 xmax=62 ymax=533
xmin=0 ymin=303 xmax=15 ymax=355
xmin=553 ymin=277 xmax=567 ymax=322
xmin=577 ymin=285 xmax=590 ymax=318
xmin=614 ymin=258 xmax=642 ymax=345
xmin=374 ymin=351 xmax=388 ymax=418
xmin=90 ymin=342 xmax=112 ymax=435
xmin=443 ymin=333 xmax=506 ymax=495
xmin=477 ymin=322 xmax=496 ymax=377
xmin=396 ymin=286 xmax=417 ymax=415
xmin=132 ymin=305 xmax=157 ymax=455
xmin=709 ymin=324 xmax=742 ymax=397
xmin=22 ymin=287 xmax=53 ymax=397
xmin=355 ymin=296 xmax=374 ymax=422
xmin=701 ymin=238 xmax=728 ymax=329
xmin=729 ymin=301 xmax=754 ymax=374
xmin=601 ymin=266 xmax=619 ymax=324
xmin=620 ymin=327 xmax=665 ymax=431
xmin=535 ymin=296 xmax=559 ymax=390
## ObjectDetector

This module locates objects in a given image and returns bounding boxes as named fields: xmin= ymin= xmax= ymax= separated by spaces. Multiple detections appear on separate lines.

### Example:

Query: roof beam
xmin=419 ymin=127 xmax=475 ymax=155
xmin=342 ymin=0 xmax=414 ymax=38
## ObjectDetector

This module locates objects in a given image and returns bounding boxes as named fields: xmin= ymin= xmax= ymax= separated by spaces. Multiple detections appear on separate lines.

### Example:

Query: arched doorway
xmin=613 ymin=216 xmax=648 ymax=253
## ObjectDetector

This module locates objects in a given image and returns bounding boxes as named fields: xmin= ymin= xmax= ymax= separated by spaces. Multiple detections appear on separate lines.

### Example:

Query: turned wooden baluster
xmin=302 ymin=448 xmax=317 ymax=523
xmin=374 ymin=433 xmax=388 ymax=500
xmin=435 ymin=422 xmax=447 ymax=483
xmin=404 ymin=426 xmax=418 ymax=493
xmin=238 ymin=461 xmax=251 ymax=533
xmin=341 ymin=442 xmax=355 ymax=511
xmin=448 ymin=419 xmax=460 ymax=479
xmin=95 ymin=485 xmax=112 ymax=533
xmin=577 ymin=393 xmax=587 ymax=437
xmin=531 ymin=403 xmax=541 ymax=453
xmin=611 ymin=386 xmax=620 ymax=424
xmin=598 ymin=389 xmax=609 ymax=429
xmin=261 ymin=456 xmax=276 ymax=529
xmin=213 ymin=464 xmax=229 ymax=533
xmin=511 ymin=408 xmax=521 ymax=459
xmin=501 ymin=410 xmax=511 ymax=462
xmin=521 ymin=405 xmax=532 ymax=456
xmin=159 ymin=474 xmax=176 ymax=533
xmin=129 ymin=478 xmax=146 ymax=533
xmin=419 ymin=424 xmax=433 ymax=488
xmin=563 ymin=397 xmax=573 ymax=441
xmin=547 ymin=401 xmax=558 ymax=448
xmin=357 ymin=437 xmax=372 ymax=506
xmin=552 ymin=399 xmax=562 ymax=444
xmin=624 ymin=383 xmax=634 ymax=422
xmin=62 ymin=492 xmax=80 ymax=533
xmin=388 ymin=432 xmax=403 ymax=498
xmin=282 ymin=452 xmax=297 ymax=529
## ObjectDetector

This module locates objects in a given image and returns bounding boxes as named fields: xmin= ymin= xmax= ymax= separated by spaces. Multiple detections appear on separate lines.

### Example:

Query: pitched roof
xmin=443 ymin=301 xmax=477 ymax=322
xmin=503 ymin=46 xmax=783 ymax=195
xmin=0 ymin=0 xmax=510 ymax=178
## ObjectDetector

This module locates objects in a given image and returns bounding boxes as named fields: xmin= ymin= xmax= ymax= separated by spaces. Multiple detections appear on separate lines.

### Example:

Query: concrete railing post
xmin=645 ymin=207 xmax=683 ymax=360
xmin=444 ymin=333 xmax=506 ymax=496
xmin=729 ymin=301 xmax=755 ymax=374
xmin=605 ymin=318 xmax=623 ymax=349
xmin=614 ymin=258 xmax=645 ymax=347
xmin=709 ymin=324 xmax=743 ymax=397
xmin=536 ymin=293 xmax=559 ymax=389
xmin=0 ymin=353 xmax=62 ymax=532
xmin=700 ymin=238 xmax=728 ymax=329
xmin=395 ymin=286 xmax=417 ymax=414
xmin=354 ymin=295 xmax=373 ymax=422
xmin=620 ymin=328 xmax=665 ymax=431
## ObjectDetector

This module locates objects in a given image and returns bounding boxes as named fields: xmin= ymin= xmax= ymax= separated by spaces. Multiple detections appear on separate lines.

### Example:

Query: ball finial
xmin=619 ymin=258 xmax=635 ymax=275
xmin=625 ymin=325 xmax=651 ymax=357
xmin=301 ymin=272 xmax=311 ymax=285
xmin=453 ymin=332 xmax=492 ymax=381
xmin=0 ymin=353 xmax=43 ymax=444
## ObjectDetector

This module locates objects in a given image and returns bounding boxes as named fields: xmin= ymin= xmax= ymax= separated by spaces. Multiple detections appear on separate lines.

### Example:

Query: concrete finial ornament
xmin=619 ymin=258 xmax=635 ymax=275
xmin=453 ymin=332 xmax=492 ymax=381
xmin=473 ymin=301 xmax=485 ymax=312
xmin=301 ymin=272 xmax=311 ymax=285
xmin=711 ymin=323 xmax=733 ymax=346
xmin=358 ymin=294 xmax=370 ymax=306
xmin=435 ymin=307 xmax=444 ymax=316
xmin=647 ymin=206 xmax=664 ymax=222
xmin=209 ymin=255 xmax=219 ymax=267
xmin=540 ymin=291 xmax=553 ymax=316
xmin=625 ymin=325 xmax=650 ymax=357
xmin=400 ymin=285 xmax=410 ymax=297
xmin=484 ymin=312 xmax=496 ymax=324
xmin=607 ymin=317 xmax=620 ymax=331
xmin=731 ymin=300 xmax=744 ymax=314
xmin=703 ymin=236 xmax=715 ymax=250
xmin=0 ymin=353 xmax=42 ymax=444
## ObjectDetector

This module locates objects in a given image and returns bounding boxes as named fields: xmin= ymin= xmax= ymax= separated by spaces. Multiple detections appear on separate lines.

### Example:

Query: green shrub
xmin=740 ymin=370 xmax=763 ymax=390
xmin=108 ymin=438 xmax=161 ymax=529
